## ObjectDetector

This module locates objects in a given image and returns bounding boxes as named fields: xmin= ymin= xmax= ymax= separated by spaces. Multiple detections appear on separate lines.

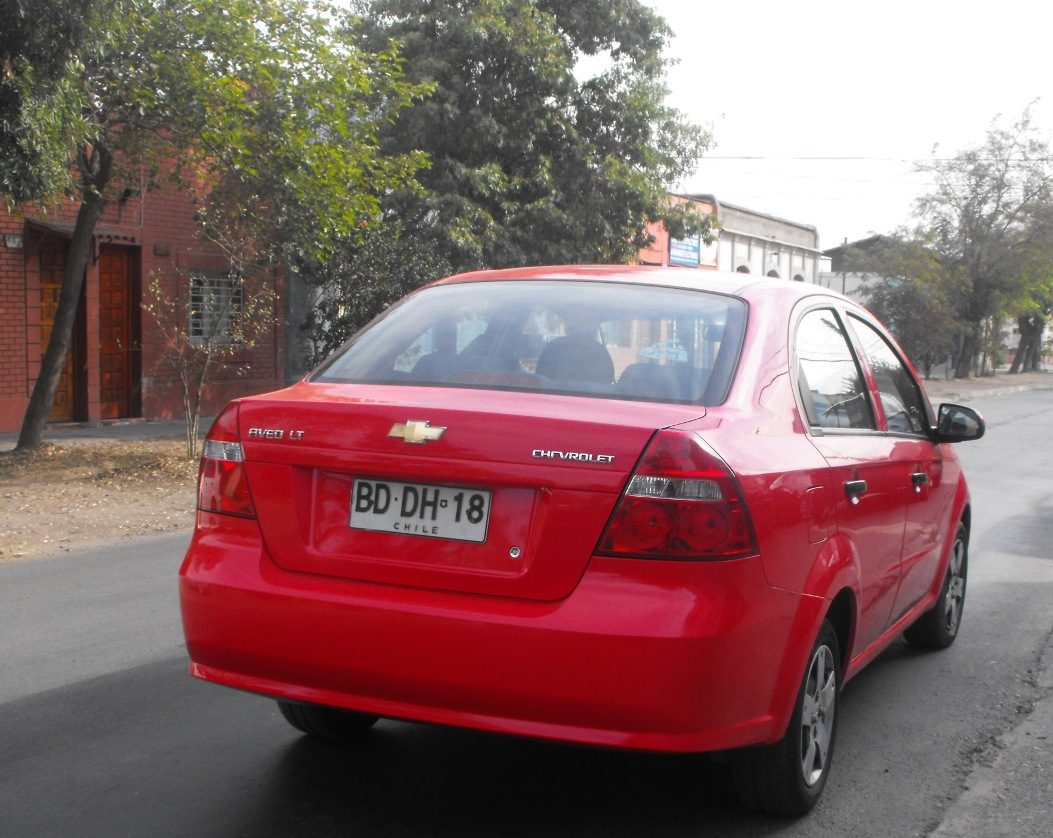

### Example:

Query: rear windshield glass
xmin=312 ymin=280 xmax=747 ymax=405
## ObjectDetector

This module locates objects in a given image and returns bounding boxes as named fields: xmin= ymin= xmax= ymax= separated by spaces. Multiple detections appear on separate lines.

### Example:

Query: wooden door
xmin=40 ymin=246 xmax=76 ymax=422
xmin=99 ymin=248 xmax=133 ymax=420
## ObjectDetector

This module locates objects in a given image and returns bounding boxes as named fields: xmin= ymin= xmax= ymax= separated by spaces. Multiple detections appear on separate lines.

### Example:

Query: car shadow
xmin=232 ymin=717 xmax=785 ymax=837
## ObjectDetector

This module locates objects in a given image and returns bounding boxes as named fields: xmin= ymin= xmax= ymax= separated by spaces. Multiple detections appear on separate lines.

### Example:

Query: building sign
xmin=669 ymin=232 xmax=719 ymax=268
xmin=669 ymin=234 xmax=701 ymax=267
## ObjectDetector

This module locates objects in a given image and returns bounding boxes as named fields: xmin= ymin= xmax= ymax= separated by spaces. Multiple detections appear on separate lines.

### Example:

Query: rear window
xmin=312 ymin=280 xmax=747 ymax=405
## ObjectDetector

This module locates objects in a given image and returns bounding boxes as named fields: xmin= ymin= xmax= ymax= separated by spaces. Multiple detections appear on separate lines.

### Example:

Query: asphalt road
xmin=2 ymin=388 xmax=1051 ymax=837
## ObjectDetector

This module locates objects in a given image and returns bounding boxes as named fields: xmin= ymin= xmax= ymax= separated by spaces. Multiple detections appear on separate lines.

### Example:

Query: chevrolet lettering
xmin=531 ymin=449 xmax=615 ymax=464
xmin=182 ymin=265 xmax=984 ymax=816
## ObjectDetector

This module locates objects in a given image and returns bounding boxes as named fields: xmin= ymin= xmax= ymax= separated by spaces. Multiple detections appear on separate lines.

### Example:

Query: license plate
xmin=350 ymin=478 xmax=491 ymax=543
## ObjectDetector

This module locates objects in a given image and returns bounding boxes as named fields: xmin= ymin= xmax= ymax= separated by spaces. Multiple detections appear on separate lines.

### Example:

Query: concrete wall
xmin=719 ymin=203 xmax=818 ymax=249
xmin=817 ymin=270 xmax=873 ymax=299
xmin=714 ymin=201 xmax=821 ymax=283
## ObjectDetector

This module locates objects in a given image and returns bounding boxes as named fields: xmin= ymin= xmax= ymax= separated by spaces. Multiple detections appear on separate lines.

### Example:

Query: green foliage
xmin=301 ymin=222 xmax=452 ymax=367
xmin=351 ymin=0 xmax=710 ymax=271
xmin=133 ymin=0 xmax=429 ymax=261
xmin=855 ymin=236 xmax=960 ymax=378
xmin=0 ymin=0 xmax=98 ymax=203
xmin=1007 ymin=207 xmax=1053 ymax=373
xmin=1 ymin=0 xmax=428 ymax=258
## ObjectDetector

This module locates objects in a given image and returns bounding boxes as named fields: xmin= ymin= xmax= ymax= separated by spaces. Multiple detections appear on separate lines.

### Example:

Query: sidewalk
xmin=922 ymin=370 xmax=1053 ymax=404
xmin=924 ymin=369 xmax=1053 ymax=836
xmin=932 ymin=631 xmax=1053 ymax=837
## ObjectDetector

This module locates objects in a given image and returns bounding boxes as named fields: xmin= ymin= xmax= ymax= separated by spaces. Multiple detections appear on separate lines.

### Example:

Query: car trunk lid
xmin=236 ymin=382 xmax=704 ymax=600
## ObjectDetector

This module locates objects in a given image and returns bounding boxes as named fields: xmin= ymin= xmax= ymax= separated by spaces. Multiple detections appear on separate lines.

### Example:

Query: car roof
xmin=432 ymin=264 xmax=849 ymax=307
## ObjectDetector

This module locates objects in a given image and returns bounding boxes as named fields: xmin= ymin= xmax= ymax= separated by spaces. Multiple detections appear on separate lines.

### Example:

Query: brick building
xmin=638 ymin=194 xmax=719 ymax=269
xmin=0 ymin=186 xmax=285 ymax=433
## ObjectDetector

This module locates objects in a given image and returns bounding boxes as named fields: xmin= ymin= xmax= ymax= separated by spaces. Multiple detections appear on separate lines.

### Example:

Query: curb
xmin=925 ymin=383 xmax=1053 ymax=403
xmin=930 ymin=632 xmax=1053 ymax=837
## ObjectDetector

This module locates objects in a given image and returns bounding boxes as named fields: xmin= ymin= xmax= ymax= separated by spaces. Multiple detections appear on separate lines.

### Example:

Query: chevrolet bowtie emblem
xmin=388 ymin=420 xmax=447 ymax=444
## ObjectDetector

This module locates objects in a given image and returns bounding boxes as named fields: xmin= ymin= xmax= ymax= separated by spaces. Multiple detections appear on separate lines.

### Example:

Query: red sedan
xmin=179 ymin=265 xmax=983 ymax=815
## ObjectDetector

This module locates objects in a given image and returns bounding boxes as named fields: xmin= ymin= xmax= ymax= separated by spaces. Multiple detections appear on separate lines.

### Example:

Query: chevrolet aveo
xmin=180 ymin=265 xmax=984 ymax=815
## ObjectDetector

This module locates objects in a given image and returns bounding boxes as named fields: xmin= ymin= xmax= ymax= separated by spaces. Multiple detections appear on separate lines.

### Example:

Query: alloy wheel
xmin=800 ymin=644 xmax=837 ymax=787
xmin=944 ymin=536 xmax=967 ymax=635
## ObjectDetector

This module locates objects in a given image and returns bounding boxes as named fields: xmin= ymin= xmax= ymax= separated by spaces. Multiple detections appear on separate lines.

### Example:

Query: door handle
xmin=911 ymin=472 xmax=929 ymax=493
xmin=844 ymin=480 xmax=868 ymax=505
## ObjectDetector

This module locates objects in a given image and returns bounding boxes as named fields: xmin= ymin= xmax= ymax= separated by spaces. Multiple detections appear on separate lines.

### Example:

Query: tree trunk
xmin=16 ymin=145 xmax=112 ymax=450
xmin=1010 ymin=314 xmax=1045 ymax=374
xmin=1009 ymin=333 xmax=1033 ymax=373
xmin=954 ymin=331 xmax=978 ymax=379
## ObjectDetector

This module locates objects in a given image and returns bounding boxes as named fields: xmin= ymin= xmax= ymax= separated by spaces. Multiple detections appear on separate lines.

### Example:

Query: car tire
xmin=732 ymin=619 xmax=840 ymax=816
xmin=277 ymin=700 xmax=379 ymax=741
xmin=904 ymin=522 xmax=968 ymax=649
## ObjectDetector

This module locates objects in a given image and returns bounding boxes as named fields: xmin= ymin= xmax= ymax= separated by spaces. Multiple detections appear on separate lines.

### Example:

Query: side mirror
xmin=934 ymin=403 xmax=985 ymax=443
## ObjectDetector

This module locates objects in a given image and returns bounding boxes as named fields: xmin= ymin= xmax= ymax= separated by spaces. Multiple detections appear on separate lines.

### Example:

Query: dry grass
xmin=0 ymin=440 xmax=199 ymax=560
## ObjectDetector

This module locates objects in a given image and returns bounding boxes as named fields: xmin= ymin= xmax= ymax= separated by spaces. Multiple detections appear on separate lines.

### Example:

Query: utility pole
xmin=841 ymin=236 xmax=847 ymax=296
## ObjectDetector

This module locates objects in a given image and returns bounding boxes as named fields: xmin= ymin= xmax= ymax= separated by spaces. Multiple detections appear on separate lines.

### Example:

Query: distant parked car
xmin=180 ymin=265 xmax=984 ymax=815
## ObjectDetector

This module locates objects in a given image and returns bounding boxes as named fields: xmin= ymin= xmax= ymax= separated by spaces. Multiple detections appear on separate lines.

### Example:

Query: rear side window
xmin=312 ymin=280 xmax=747 ymax=405
xmin=795 ymin=308 xmax=875 ymax=430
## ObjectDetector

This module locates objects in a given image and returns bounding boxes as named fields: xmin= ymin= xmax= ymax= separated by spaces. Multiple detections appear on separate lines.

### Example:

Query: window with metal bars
xmin=189 ymin=271 xmax=243 ymax=346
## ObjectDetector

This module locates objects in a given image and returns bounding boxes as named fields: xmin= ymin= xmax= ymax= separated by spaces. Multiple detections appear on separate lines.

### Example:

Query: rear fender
xmin=800 ymin=531 xmax=862 ymax=606
xmin=765 ymin=534 xmax=860 ymax=740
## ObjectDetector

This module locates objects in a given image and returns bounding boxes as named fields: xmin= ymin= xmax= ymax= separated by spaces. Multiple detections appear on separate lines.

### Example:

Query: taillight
xmin=597 ymin=430 xmax=757 ymax=560
xmin=196 ymin=401 xmax=256 ymax=518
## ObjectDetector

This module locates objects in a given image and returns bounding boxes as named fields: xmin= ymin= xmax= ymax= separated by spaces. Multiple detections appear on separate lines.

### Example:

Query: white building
xmin=706 ymin=199 xmax=822 ymax=283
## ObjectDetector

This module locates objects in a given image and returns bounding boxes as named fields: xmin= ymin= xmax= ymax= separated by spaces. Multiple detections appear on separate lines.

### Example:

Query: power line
xmin=706 ymin=169 xmax=937 ymax=186
xmin=698 ymin=155 xmax=1053 ymax=163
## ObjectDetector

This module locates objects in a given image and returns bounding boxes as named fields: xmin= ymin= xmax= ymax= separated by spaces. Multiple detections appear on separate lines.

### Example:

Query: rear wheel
xmin=732 ymin=620 xmax=840 ymax=816
xmin=277 ymin=700 xmax=379 ymax=742
xmin=904 ymin=522 xmax=968 ymax=649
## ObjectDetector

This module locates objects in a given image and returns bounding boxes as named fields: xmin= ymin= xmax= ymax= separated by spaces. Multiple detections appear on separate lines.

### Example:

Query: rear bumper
xmin=179 ymin=514 xmax=811 ymax=752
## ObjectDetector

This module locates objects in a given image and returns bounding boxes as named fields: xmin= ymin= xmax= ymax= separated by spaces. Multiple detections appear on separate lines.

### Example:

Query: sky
xmin=646 ymin=0 xmax=1053 ymax=250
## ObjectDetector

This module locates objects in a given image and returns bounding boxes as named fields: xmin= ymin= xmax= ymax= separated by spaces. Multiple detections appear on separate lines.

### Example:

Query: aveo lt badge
xmin=248 ymin=427 xmax=305 ymax=440
xmin=388 ymin=420 xmax=447 ymax=444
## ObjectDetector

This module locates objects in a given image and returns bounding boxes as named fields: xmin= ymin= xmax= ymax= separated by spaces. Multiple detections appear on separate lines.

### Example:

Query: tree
xmin=143 ymin=264 xmax=278 ymax=460
xmin=1 ymin=0 xmax=427 ymax=450
xmin=1005 ymin=203 xmax=1053 ymax=373
xmin=0 ymin=0 xmax=96 ymax=203
xmin=301 ymin=222 xmax=452 ymax=368
xmin=350 ymin=0 xmax=710 ymax=272
xmin=915 ymin=110 xmax=1053 ymax=377
xmin=852 ymin=236 xmax=960 ymax=378
xmin=1008 ymin=307 xmax=1049 ymax=372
